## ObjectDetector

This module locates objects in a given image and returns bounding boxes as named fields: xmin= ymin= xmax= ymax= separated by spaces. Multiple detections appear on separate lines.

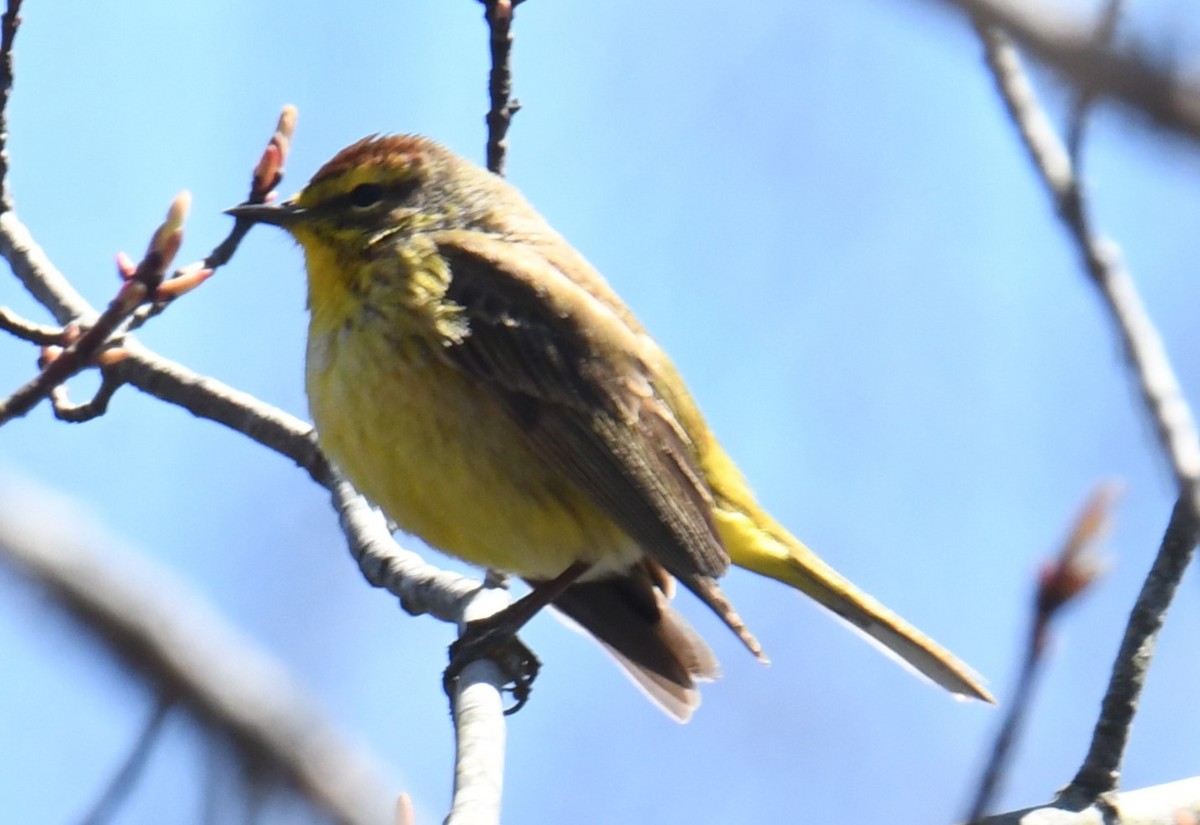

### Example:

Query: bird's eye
xmin=348 ymin=183 xmax=384 ymax=209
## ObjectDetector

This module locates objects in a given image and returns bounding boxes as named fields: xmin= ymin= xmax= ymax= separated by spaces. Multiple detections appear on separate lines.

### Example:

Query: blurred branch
xmin=973 ymin=19 xmax=1200 ymax=804
xmin=49 ymin=368 xmax=123 ymax=422
xmin=1063 ymin=0 xmax=1124 ymax=164
xmin=79 ymin=697 xmax=173 ymax=825
xmin=0 ymin=306 xmax=65 ymax=344
xmin=0 ymin=480 xmax=396 ymax=825
xmin=965 ymin=485 xmax=1116 ymax=823
xmin=973 ymin=24 xmax=1200 ymax=494
xmin=973 ymin=776 xmax=1200 ymax=824
xmin=931 ymin=0 xmax=1200 ymax=146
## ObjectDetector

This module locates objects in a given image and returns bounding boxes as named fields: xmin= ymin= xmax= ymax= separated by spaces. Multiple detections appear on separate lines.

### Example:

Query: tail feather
xmin=546 ymin=561 xmax=719 ymax=722
xmin=713 ymin=506 xmax=995 ymax=704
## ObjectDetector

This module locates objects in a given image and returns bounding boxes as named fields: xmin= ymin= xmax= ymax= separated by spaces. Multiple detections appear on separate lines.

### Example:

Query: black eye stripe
xmin=328 ymin=177 xmax=422 ymax=212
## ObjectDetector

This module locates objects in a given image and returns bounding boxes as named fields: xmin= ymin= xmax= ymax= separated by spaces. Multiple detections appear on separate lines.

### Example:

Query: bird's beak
xmin=224 ymin=200 xmax=307 ymax=227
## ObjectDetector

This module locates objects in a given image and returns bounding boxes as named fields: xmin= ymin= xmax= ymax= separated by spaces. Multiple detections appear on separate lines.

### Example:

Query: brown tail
xmin=545 ymin=561 xmax=719 ymax=722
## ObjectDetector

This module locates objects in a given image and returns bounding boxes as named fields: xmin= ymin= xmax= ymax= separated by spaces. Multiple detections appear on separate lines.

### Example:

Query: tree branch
xmin=0 ymin=0 xmax=22 ymax=211
xmin=0 ymin=479 xmax=397 ymax=825
xmin=78 ymin=697 xmax=173 ymax=825
xmin=120 ymin=344 xmax=512 ymax=822
xmin=973 ymin=19 xmax=1200 ymax=803
xmin=973 ymin=776 xmax=1200 ymax=825
xmin=933 ymin=0 xmax=1200 ymax=146
xmin=444 ymin=589 xmax=513 ymax=825
xmin=479 ymin=0 xmax=522 ymax=176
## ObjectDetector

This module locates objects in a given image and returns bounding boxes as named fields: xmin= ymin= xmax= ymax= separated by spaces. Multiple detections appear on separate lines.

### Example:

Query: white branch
xmin=974 ymin=776 xmax=1200 ymax=824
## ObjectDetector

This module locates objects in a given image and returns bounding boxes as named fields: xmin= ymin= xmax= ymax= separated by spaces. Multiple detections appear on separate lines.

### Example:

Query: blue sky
xmin=3 ymin=1 xmax=1200 ymax=823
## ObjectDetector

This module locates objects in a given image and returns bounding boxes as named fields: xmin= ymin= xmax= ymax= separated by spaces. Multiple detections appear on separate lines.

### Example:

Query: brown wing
xmin=430 ymin=229 xmax=729 ymax=581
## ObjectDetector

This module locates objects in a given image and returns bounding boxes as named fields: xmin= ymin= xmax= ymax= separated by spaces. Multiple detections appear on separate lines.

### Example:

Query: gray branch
xmin=931 ymin=0 xmax=1200 ymax=146
xmin=0 ymin=478 xmax=397 ymax=825
xmin=972 ymin=17 xmax=1200 ymax=805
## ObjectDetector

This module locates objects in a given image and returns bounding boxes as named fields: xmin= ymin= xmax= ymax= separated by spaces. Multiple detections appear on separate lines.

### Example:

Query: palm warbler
xmin=228 ymin=135 xmax=993 ymax=720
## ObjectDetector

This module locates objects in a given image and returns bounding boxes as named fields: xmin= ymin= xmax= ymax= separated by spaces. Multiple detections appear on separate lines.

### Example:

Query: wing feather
xmin=431 ymin=230 xmax=729 ymax=580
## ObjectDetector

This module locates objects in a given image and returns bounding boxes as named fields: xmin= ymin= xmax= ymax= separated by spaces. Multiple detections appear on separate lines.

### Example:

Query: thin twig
xmin=965 ymin=485 xmax=1115 ymax=823
xmin=966 ymin=642 xmax=1043 ymax=824
xmin=0 ymin=107 xmax=297 ymax=425
xmin=974 ymin=20 xmax=1200 ymax=802
xmin=440 ymin=5 xmax=536 ymax=818
xmin=1069 ymin=497 xmax=1199 ymax=800
xmin=0 ymin=0 xmax=22 ymax=211
xmin=114 ymin=343 xmax=486 ymax=623
xmin=0 ymin=306 xmax=65 ymax=344
xmin=480 ymin=0 xmax=522 ymax=175
xmin=50 ymin=369 xmax=123 ymax=422
xmin=0 ymin=209 xmax=92 ymax=323
xmin=0 ymin=194 xmax=188 ymax=426
xmin=127 ymin=105 xmax=297 ymax=330
xmin=974 ymin=24 xmax=1200 ymax=492
xmin=78 ymin=697 xmax=173 ymax=825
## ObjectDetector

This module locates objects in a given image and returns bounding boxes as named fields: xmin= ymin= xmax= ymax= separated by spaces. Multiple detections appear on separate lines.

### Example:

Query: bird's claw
xmin=443 ymin=619 xmax=542 ymax=715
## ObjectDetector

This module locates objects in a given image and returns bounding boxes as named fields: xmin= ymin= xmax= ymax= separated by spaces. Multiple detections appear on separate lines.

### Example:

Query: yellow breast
xmin=301 ymin=240 xmax=639 ymax=579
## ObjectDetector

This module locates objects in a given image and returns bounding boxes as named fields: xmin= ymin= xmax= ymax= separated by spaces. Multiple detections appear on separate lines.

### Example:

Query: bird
xmin=227 ymin=134 xmax=993 ymax=721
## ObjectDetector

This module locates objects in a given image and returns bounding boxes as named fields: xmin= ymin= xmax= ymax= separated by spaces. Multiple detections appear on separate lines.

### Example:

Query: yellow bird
xmin=229 ymin=135 xmax=992 ymax=720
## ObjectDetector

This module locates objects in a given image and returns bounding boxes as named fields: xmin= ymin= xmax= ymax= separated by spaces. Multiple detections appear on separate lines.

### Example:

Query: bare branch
xmin=974 ymin=776 xmax=1200 ymax=825
xmin=78 ymin=697 xmax=173 ymax=825
xmin=936 ymin=0 xmax=1200 ymax=146
xmin=1069 ymin=497 xmax=1200 ymax=800
xmin=445 ymin=590 xmax=513 ymax=825
xmin=49 ymin=368 xmax=124 ymax=422
xmin=965 ymin=485 xmax=1116 ymax=823
xmin=328 ymin=476 xmax=483 ymax=621
xmin=0 ymin=0 xmax=91 ymax=325
xmin=0 ymin=211 xmax=93 ymax=324
xmin=479 ymin=0 xmax=523 ymax=175
xmin=0 ymin=0 xmax=23 ymax=211
xmin=128 ymin=105 xmax=298 ymax=330
xmin=0 ymin=306 xmax=65 ymax=344
xmin=975 ymin=22 xmax=1200 ymax=498
xmin=0 ymin=480 xmax=397 ymax=825
xmin=973 ymin=20 xmax=1200 ymax=802
xmin=0 ymin=194 xmax=191 ymax=426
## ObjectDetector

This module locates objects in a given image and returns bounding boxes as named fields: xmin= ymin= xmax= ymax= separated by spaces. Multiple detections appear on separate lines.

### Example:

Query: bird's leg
xmin=444 ymin=561 xmax=591 ymax=713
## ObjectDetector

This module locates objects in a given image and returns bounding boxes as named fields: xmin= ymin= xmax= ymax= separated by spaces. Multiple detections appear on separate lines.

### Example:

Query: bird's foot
xmin=443 ymin=617 xmax=541 ymax=715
